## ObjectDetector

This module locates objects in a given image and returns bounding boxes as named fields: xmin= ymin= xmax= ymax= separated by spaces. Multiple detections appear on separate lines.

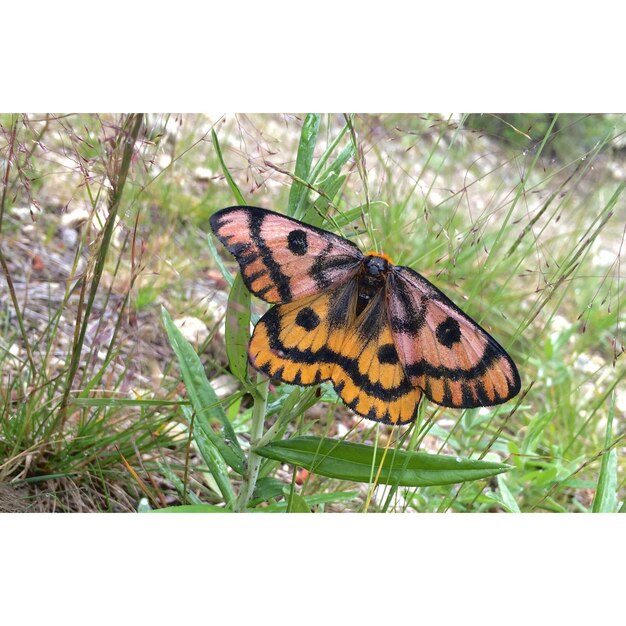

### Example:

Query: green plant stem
xmin=57 ymin=113 xmax=143 ymax=428
xmin=234 ymin=376 xmax=269 ymax=511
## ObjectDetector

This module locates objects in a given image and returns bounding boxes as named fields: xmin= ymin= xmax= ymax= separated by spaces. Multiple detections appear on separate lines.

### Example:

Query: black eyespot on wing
xmin=377 ymin=343 xmax=399 ymax=365
xmin=435 ymin=316 xmax=462 ymax=348
xmin=295 ymin=307 xmax=321 ymax=331
xmin=287 ymin=229 xmax=309 ymax=256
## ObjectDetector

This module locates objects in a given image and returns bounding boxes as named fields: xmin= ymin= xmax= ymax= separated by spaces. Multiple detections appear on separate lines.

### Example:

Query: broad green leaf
xmin=251 ymin=477 xmax=286 ymax=504
xmin=318 ymin=141 xmax=354 ymax=182
xmin=331 ymin=202 xmax=386 ymax=229
xmin=312 ymin=173 xmax=345 ymax=217
xmin=308 ymin=121 xmax=350 ymax=186
xmin=255 ymin=436 xmax=511 ymax=487
xmin=162 ymin=306 xmax=245 ymax=475
xmin=289 ymin=113 xmax=320 ymax=218
xmin=225 ymin=272 xmax=251 ymax=384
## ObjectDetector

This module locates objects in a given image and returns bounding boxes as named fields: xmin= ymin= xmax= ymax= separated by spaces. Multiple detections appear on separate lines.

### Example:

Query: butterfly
xmin=210 ymin=206 xmax=521 ymax=425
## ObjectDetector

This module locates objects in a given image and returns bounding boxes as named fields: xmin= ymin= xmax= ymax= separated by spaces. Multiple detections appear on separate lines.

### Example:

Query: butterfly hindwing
xmin=249 ymin=279 xmax=422 ymax=425
xmin=249 ymin=279 xmax=359 ymax=396
xmin=387 ymin=266 xmax=521 ymax=408
xmin=332 ymin=290 xmax=422 ymax=425
xmin=209 ymin=206 xmax=363 ymax=303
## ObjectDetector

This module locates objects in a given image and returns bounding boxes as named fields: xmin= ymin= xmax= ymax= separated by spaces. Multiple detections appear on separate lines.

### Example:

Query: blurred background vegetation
xmin=0 ymin=112 xmax=624 ymax=512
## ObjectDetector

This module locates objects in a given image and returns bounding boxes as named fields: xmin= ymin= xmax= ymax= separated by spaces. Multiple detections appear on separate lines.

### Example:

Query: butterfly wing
xmin=248 ymin=279 xmax=358 ymax=386
xmin=248 ymin=278 xmax=421 ymax=425
xmin=332 ymin=289 xmax=422 ymax=424
xmin=210 ymin=206 xmax=363 ymax=303
xmin=387 ymin=266 xmax=521 ymax=408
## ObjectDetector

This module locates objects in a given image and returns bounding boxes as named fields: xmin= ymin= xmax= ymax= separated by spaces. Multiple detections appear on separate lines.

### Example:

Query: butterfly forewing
xmin=387 ymin=266 xmax=521 ymax=408
xmin=209 ymin=206 xmax=363 ymax=303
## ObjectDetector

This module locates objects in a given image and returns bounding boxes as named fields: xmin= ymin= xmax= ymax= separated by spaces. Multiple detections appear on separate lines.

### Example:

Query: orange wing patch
xmin=248 ymin=280 xmax=357 ymax=387
xmin=211 ymin=206 xmax=521 ymax=425
xmin=332 ymin=290 xmax=422 ymax=424
xmin=248 ymin=280 xmax=421 ymax=424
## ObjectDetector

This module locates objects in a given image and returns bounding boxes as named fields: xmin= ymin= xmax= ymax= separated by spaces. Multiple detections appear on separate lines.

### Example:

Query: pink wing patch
xmin=388 ymin=266 xmax=521 ymax=408
xmin=209 ymin=206 xmax=363 ymax=303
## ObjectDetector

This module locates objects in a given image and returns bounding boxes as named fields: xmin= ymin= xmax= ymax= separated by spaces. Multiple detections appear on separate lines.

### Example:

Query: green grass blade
xmin=162 ymin=306 xmax=245 ymax=475
xmin=258 ymin=490 xmax=360 ymax=512
xmin=592 ymin=395 xmax=618 ymax=513
xmin=148 ymin=504 xmax=229 ymax=513
xmin=157 ymin=458 xmax=204 ymax=505
xmin=182 ymin=405 xmax=235 ymax=507
xmin=287 ymin=492 xmax=311 ymax=512
xmin=289 ymin=113 xmax=320 ymax=218
xmin=225 ymin=273 xmax=251 ymax=384
xmin=211 ymin=128 xmax=246 ymax=205
xmin=207 ymin=232 xmax=234 ymax=288
xmin=308 ymin=121 xmax=350 ymax=184
xmin=496 ymin=474 xmax=521 ymax=513
xmin=255 ymin=436 xmax=511 ymax=487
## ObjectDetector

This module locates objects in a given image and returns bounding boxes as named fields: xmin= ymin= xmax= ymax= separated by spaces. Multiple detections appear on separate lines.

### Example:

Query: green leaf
xmin=225 ymin=273 xmax=251 ymax=384
xmin=147 ymin=504 xmax=229 ymax=513
xmin=162 ymin=306 xmax=245 ymax=475
xmin=251 ymin=477 xmax=286 ymax=504
xmin=592 ymin=395 xmax=618 ymax=513
xmin=331 ymin=202 xmax=386 ymax=229
xmin=496 ymin=474 xmax=521 ymax=512
xmin=257 ymin=490 xmax=360 ymax=512
xmin=157 ymin=457 xmax=204 ymax=505
xmin=212 ymin=128 xmax=246 ymax=205
xmin=206 ymin=231 xmax=234 ymax=289
xmin=255 ymin=436 xmax=511 ymax=487
xmin=182 ymin=405 xmax=235 ymax=507
xmin=308 ymin=122 xmax=350 ymax=186
xmin=287 ymin=493 xmax=312 ymax=513
xmin=289 ymin=113 xmax=320 ymax=218
xmin=312 ymin=173 xmax=346 ymax=217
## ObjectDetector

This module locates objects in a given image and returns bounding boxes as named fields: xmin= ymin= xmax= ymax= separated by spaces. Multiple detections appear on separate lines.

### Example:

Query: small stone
xmin=174 ymin=316 xmax=209 ymax=344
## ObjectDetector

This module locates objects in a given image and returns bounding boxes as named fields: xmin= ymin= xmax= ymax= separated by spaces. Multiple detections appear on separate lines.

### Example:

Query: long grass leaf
xmin=289 ymin=113 xmax=320 ymax=218
xmin=225 ymin=273 xmax=251 ymax=384
xmin=162 ymin=307 xmax=245 ymax=475
xmin=182 ymin=406 xmax=235 ymax=506
xmin=592 ymin=395 xmax=617 ymax=513
xmin=211 ymin=128 xmax=246 ymax=205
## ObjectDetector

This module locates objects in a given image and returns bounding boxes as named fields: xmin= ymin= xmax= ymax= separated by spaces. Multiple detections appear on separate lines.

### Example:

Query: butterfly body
xmin=210 ymin=206 xmax=521 ymax=425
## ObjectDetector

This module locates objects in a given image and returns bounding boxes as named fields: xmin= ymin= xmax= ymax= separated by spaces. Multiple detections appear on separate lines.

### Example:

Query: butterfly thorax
xmin=356 ymin=254 xmax=392 ymax=315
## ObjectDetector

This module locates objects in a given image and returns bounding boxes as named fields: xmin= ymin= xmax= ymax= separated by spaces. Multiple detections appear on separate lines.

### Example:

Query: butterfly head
xmin=364 ymin=252 xmax=393 ymax=277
